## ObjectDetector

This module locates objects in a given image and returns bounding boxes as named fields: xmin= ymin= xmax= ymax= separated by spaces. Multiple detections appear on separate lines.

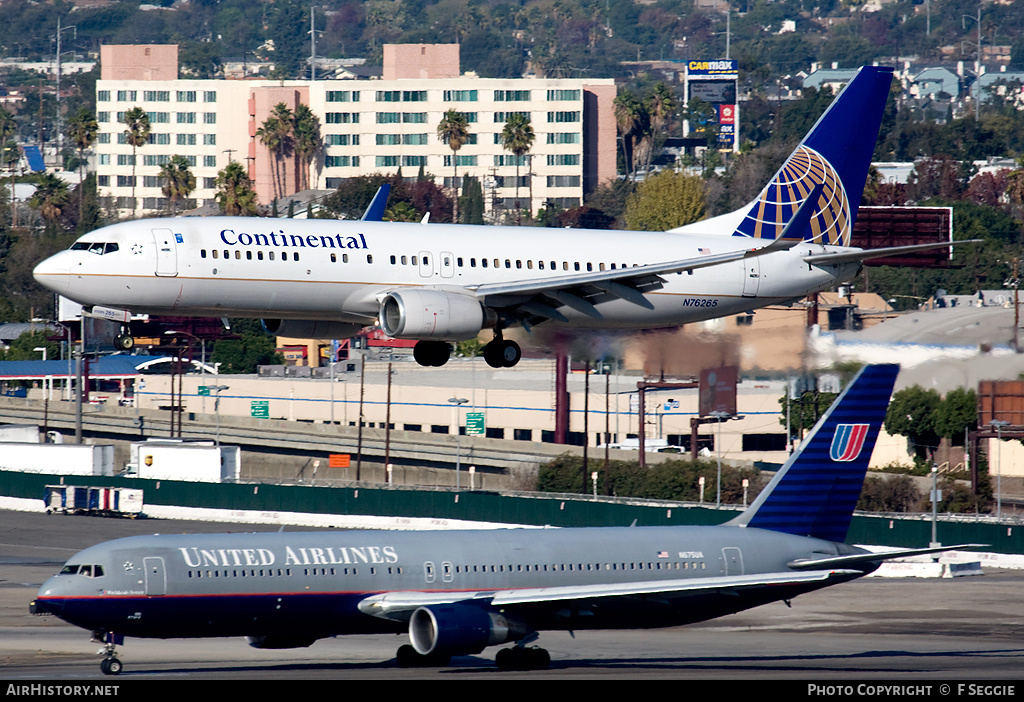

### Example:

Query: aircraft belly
xmin=55 ymin=592 xmax=400 ymax=639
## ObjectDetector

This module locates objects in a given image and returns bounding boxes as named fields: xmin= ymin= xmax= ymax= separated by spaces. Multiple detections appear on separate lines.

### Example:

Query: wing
xmin=357 ymin=568 xmax=859 ymax=623
xmin=467 ymin=237 xmax=795 ymax=326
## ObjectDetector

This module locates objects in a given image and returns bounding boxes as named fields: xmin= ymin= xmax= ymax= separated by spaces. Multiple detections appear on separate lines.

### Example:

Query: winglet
xmin=727 ymin=364 xmax=900 ymax=543
xmin=360 ymin=184 xmax=391 ymax=221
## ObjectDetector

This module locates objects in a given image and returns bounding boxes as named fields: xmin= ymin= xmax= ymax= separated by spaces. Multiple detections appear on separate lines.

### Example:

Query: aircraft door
xmin=143 ymin=556 xmax=166 ymax=596
xmin=741 ymin=259 xmax=759 ymax=297
xmin=440 ymin=252 xmax=455 ymax=279
xmin=152 ymin=228 xmax=179 ymax=277
xmin=418 ymin=251 xmax=433 ymax=278
xmin=721 ymin=547 xmax=744 ymax=576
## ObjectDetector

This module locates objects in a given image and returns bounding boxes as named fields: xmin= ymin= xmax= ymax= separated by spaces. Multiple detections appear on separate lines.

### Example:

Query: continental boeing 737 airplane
xmin=32 ymin=66 xmax=963 ymax=369
xmin=32 ymin=364 xmax=976 ymax=674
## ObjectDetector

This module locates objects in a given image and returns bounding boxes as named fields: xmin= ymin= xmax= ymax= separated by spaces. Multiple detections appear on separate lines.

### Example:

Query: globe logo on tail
xmin=830 ymin=423 xmax=870 ymax=462
xmin=736 ymin=145 xmax=852 ymax=246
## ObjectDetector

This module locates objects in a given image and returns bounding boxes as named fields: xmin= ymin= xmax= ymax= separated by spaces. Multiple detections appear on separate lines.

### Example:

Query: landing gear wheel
xmin=100 ymin=657 xmax=122 ymax=675
xmin=413 ymin=341 xmax=451 ymax=367
xmin=495 ymin=645 xmax=550 ymax=671
xmin=396 ymin=644 xmax=451 ymax=667
xmin=484 ymin=339 xmax=521 ymax=368
xmin=113 ymin=334 xmax=134 ymax=351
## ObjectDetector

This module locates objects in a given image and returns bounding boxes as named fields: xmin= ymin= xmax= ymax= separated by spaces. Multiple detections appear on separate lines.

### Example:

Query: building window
xmin=177 ymin=90 xmax=196 ymax=103
xmin=547 ymin=89 xmax=581 ymax=101
xmin=547 ymin=111 xmax=580 ymax=123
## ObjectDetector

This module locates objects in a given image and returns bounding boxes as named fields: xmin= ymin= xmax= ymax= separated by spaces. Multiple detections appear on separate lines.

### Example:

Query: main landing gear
xmin=412 ymin=333 xmax=522 ymax=369
xmin=483 ymin=333 xmax=521 ymax=369
xmin=393 ymin=642 xmax=551 ymax=670
xmin=93 ymin=630 xmax=123 ymax=675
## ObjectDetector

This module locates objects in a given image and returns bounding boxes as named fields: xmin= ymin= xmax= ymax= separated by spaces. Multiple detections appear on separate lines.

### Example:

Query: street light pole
xmin=989 ymin=419 xmax=1009 ymax=520
xmin=449 ymin=397 xmax=468 ymax=488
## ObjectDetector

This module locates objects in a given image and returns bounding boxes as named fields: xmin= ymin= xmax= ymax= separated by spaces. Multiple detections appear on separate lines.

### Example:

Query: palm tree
xmin=500 ymin=113 xmax=535 ymax=222
xmin=613 ymin=90 xmax=646 ymax=181
xmin=291 ymin=104 xmax=322 ymax=192
xmin=437 ymin=109 xmax=470 ymax=221
xmin=644 ymin=83 xmax=676 ymax=173
xmin=159 ymin=155 xmax=197 ymax=214
xmin=257 ymin=103 xmax=295 ymax=202
xmin=29 ymin=172 xmax=70 ymax=235
xmin=214 ymin=161 xmax=258 ymax=216
xmin=65 ymin=108 xmax=98 ymax=221
xmin=121 ymin=107 xmax=150 ymax=215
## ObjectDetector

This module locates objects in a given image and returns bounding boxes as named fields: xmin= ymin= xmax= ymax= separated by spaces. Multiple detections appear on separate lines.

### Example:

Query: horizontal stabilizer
xmin=788 ymin=544 xmax=986 ymax=570
xmin=803 ymin=240 xmax=982 ymax=266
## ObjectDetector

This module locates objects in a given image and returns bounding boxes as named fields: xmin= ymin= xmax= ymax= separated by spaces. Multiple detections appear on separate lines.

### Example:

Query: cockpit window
xmin=59 ymin=563 xmax=104 ymax=577
xmin=71 ymin=242 xmax=118 ymax=255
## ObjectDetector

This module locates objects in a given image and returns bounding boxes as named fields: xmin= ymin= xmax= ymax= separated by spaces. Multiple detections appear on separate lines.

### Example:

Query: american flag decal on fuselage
xmin=830 ymin=424 xmax=870 ymax=462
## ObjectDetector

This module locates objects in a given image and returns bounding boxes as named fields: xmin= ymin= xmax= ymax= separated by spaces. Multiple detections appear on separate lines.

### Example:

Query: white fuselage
xmin=33 ymin=217 xmax=861 ymax=334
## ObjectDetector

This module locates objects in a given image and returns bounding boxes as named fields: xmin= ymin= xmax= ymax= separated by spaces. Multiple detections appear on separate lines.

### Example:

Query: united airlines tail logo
xmin=734 ymin=145 xmax=851 ymax=246
xmin=830 ymin=424 xmax=870 ymax=462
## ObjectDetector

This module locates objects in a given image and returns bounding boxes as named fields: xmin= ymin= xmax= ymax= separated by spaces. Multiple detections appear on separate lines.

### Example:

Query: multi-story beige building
xmin=94 ymin=44 xmax=617 ymax=218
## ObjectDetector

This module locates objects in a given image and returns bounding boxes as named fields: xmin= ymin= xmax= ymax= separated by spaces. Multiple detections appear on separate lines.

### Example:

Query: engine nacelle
xmin=409 ymin=604 xmax=526 ymax=656
xmin=261 ymin=319 xmax=363 ymax=339
xmin=246 ymin=635 xmax=318 ymax=649
xmin=379 ymin=289 xmax=488 ymax=341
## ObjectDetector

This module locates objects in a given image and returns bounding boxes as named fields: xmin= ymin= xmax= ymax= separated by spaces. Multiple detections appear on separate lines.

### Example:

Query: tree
xmin=499 ymin=112 xmax=535 ymax=221
xmin=121 ymin=107 xmax=150 ymax=216
xmin=623 ymin=169 xmax=705 ymax=231
xmin=159 ymin=155 xmax=196 ymax=215
xmin=437 ymin=109 xmax=470 ymax=220
xmin=643 ymin=83 xmax=676 ymax=173
xmin=614 ymin=90 xmax=645 ymax=181
xmin=214 ymin=161 xmax=258 ymax=216
xmin=291 ymin=104 xmax=322 ymax=192
xmin=1 ymin=109 xmax=16 ymax=227
xmin=28 ymin=173 xmax=70 ymax=235
xmin=257 ymin=104 xmax=295 ymax=203
xmin=885 ymin=386 xmax=942 ymax=462
xmin=65 ymin=108 xmax=98 ymax=222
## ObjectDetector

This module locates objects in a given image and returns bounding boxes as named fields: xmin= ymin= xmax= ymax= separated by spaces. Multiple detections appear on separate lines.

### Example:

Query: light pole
xmin=709 ymin=410 xmax=730 ymax=508
xmin=989 ymin=419 xmax=1009 ymax=520
xmin=449 ymin=397 xmax=468 ymax=488
xmin=165 ymin=330 xmax=207 ymax=411
xmin=210 ymin=385 xmax=230 ymax=446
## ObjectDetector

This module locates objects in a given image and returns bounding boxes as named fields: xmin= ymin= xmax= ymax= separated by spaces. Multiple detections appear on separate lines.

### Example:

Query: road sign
xmin=250 ymin=400 xmax=269 ymax=418
xmin=329 ymin=454 xmax=350 ymax=468
xmin=198 ymin=386 xmax=210 ymax=396
xmin=465 ymin=412 xmax=485 ymax=436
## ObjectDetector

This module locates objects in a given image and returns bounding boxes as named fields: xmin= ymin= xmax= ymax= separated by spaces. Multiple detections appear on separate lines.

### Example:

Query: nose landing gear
xmin=92 ymin=631 xmax=124 ymax=675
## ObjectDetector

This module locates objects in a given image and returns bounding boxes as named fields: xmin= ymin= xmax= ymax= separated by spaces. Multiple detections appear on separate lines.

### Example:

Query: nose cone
xmin=32 ymin=575 xmax=67 ymax=616
xmin=33 ymin=251 xmax=71 ymax=296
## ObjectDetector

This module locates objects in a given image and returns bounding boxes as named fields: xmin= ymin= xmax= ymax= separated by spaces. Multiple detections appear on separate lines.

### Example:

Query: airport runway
xmin=2 ymin=509 xmax=1023 ymax=681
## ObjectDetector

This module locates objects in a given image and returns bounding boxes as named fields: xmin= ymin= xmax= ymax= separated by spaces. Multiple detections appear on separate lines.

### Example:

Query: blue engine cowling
xmin=409 ymin=604 xmax=525 ymax=656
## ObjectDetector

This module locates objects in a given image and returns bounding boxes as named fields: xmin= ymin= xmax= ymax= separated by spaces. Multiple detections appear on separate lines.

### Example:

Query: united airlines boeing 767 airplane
xmin=31 ymin=364 xmax=976 ymax=674
xmin=32 ymin=66 xmax=960 ymax=368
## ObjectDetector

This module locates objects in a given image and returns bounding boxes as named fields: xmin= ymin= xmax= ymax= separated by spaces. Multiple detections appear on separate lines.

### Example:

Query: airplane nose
xmin=33 ymin=252 xmax=71 ymax=295
xmin=32 ymin=576 xmax=67 ymax=616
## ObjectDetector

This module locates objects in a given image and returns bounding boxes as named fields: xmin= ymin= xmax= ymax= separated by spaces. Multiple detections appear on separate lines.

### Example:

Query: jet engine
xmin=379 ymin=289 xmax=491 ymax=341
xmin=260 ymin=319 xmax=364 ymax=339
xmin=408 ymin=604 xmax=527 ymax=657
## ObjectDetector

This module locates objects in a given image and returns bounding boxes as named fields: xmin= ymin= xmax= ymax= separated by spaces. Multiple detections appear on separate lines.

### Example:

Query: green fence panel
xmin=3 ymin=470 xmax=1020 ymax=554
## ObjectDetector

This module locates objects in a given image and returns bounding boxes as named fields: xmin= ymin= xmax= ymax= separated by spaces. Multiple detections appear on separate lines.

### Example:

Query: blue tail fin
xmin=732 ymin=65 xmax=893 ymax=247
xmin=360 ymin=183 xmax=391 ymax=221
xmin=727 ymin=364 xmax=899 ymax=542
